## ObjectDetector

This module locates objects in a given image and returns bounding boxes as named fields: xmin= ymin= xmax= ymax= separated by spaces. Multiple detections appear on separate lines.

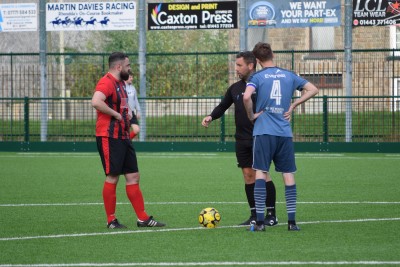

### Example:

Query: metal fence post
xmin=24 ymin=97 xmax=29 ymax=143
xmin=10 ymin=53 xmax=14 ymax=98
xmin=392 ymin=49 xmax=396 ymax=135
xmin=196 ymin=52 xmax=199 ymax=96
xmin=344 ymin=0 xmax=353 ymax=143
xmin=139 ymin=0 xmax=147 ymax=142
xmin=323 ymin=95 xmax=328 ymax=143
xmin=220 ymin=96 xmax=225 ymax=143
xmin=291 ymin=49 xmax=294 ymax=71
xmin=239 ymin=0 xmax=247 ymax=51
xmin=220 ymin=114 xmax=225 ymax=143
xmin=10 ymin=53 xmax=14 ymax=138
xmin=40 ymin=0 xmax=48 ymax=141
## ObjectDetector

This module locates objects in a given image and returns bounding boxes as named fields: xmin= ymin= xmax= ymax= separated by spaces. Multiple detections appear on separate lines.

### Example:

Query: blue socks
xmin=255 ymin=181 xmax=297 ymax=224
xmin=254 ymin=179 xmax=266 ymax=223
xmin=285 ymin=184 xmax=297 ymax=221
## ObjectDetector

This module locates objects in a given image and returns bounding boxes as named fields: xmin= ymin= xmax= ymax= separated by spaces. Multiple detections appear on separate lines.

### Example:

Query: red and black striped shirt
xmin=95 ymin=73 xmax=130 ymax=139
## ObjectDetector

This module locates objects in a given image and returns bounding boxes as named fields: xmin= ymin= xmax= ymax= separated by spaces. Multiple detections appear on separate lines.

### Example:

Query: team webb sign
xmin=148 ymin=1 xmax=237 ymax=30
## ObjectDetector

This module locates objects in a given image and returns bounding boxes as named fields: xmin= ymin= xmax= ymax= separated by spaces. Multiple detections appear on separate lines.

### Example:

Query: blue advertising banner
xmin=246 ymin=0 xmax=341 ymax=28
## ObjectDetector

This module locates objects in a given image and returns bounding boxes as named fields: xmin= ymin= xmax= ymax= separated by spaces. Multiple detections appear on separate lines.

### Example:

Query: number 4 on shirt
xmin=270 ymin=80 xmax=282 ymax=105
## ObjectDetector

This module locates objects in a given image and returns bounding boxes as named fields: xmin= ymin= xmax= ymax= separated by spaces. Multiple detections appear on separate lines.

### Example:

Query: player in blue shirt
xmin=243 ymin=42 xmax=319 ymax=231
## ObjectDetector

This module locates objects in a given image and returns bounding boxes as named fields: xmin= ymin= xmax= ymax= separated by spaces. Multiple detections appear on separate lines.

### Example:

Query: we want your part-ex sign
xmin=246 ymin=0 xmax=341 ymax=28
xmin=148 ymin=1 xmax=237 ymax=30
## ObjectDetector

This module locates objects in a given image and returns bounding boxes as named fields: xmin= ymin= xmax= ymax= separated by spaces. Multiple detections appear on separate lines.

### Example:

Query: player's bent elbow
xmin=91 ymin=99 xmax=99 ymax=109
xmin=313 ymin=87 xmax=320 ymax=96
xmin=243 ymin=93 xmax=251 ymax=102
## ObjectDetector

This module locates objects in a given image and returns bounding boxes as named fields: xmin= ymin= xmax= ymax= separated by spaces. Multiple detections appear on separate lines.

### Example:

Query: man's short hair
xmin=236 ymin=51 xmax=256 ymax=68
xmin=109 ymin=52 xmax=128 ymax=68
xmin=252 ymin=42 xmax=273 ymax=62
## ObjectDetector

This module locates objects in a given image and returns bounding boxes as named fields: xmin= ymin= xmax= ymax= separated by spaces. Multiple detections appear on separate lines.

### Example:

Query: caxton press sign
xmin=148 ymin=1 xmax=237 ymax=30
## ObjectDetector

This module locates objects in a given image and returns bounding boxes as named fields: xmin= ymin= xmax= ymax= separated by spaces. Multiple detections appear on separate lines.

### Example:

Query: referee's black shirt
xmin=210 ymin=79 xmax=256 ymax=140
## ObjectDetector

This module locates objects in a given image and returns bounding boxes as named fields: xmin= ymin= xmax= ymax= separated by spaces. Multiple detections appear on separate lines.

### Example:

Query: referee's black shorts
xmin=235 ymin=138 xmax=253 ymax=169
xmin=96 ymin=137 xmax=139 ymax=176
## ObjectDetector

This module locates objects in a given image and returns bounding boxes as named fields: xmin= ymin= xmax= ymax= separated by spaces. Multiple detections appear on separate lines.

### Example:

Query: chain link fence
xmin=1 ymin=96 xmax=399 ymax=143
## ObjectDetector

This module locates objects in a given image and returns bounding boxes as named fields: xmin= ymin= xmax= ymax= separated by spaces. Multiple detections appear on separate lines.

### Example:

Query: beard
xmin=120 ymin=70 xmax=130 ymax=81
xmin=237 ymin=73 xmax=248 ymax=82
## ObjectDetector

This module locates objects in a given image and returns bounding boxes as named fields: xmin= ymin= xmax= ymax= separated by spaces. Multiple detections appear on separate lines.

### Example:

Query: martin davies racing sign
xmin=148 ymin=1 xmax=237 ymax=30
xmin=353 ymin=0 xmax=400 ymax=27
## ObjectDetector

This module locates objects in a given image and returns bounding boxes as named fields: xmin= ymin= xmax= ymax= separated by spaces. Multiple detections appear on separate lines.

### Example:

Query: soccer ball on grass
xmin=198 ymin=207 xmax=221 ymax=228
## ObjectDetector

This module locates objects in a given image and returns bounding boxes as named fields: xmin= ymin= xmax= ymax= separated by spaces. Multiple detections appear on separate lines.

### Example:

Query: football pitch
xmin=0 ymin=152 xmax=399 ymax=266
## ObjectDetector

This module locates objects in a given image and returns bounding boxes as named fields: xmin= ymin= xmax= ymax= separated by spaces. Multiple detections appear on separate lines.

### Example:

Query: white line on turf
xmin=1 ymin=201 xmax=399 ymax=207
xmin=0 ymin=154 xmax=222 ymax=159
xmin=14 ymin=152 xmax=219 ymax=156
xmin=1 ymin=261 xmax=400 ymax=266
xmin=0 ymin=153 xmax=399 ymax=160
xmin=10 ymin=153 xmax=221 ymax=158
xmin=0 ymin=217 xmax=399 ymax=242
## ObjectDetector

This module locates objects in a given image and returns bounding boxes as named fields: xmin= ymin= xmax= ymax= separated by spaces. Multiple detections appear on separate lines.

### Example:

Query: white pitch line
xmin=0 ymin=153 xmax=399 ymax=160
xmin=14 ymin=152 xmax=220 ymax=156
xmin=0 ymin=225 xmax=235 ymax=241
xmin=299 ymin=217 xmax=400 ymax=225
xmin=1 ymin=261 xmax=400 ymax=266
xmin=0 ymin=217 xmax=399 ymax=242
xmin=1 ymin=201 xmax=400 ymax=207
xmin=297 ymin=201 xmax=400 ymax=204
xmin=294 ymin=156 xmax=400 ymax=160
xmin=0 ymin=154 xmax=224 ymax=159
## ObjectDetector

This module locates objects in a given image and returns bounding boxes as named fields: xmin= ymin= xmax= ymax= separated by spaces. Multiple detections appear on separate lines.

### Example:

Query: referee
xmin=201 ymin=51 xmax=278 ymax=226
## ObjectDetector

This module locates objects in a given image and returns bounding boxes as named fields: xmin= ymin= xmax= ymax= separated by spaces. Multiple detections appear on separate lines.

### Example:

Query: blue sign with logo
xmin=247 ymin=0 xmax=341 ymax=28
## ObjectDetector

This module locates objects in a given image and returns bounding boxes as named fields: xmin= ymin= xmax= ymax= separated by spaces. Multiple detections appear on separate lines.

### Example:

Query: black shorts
xmin=130 ymin=112 xmax=139 ymax=125
xmin=235 ymin=139 xmax=253 ymax=168
xmin=96 ymin=137 xmax=139 ymax=176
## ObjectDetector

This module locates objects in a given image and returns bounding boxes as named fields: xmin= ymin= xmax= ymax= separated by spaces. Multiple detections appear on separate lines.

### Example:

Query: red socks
xmin=103 ymin=182 xmax=149 ymax=223
xmin=126 ymin=184 xmax=149 ymax=221
xmin=103 ymin=181 xmax=117 ymax=224
xmin=129 ymin=131 xmax=136 ymax=139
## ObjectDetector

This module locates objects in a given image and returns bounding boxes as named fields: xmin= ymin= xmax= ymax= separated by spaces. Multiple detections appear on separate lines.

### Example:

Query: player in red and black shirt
xmin=92 ymin=52 xmax=165 ymax=229
xmin=201 ymin=52 xmax=278 ymax=227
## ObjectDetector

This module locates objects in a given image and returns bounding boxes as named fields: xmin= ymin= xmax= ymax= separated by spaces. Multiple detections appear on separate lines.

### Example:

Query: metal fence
xmin=1 ymin=49 xmax=400 ymax=152
xmin=1 ymin=49 xmax=400 ymax=99
xmin=1 ymin=96 xmax=399 ymax=143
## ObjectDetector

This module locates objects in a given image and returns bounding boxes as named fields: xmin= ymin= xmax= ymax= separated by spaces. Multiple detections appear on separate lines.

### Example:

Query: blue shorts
xmin=252 ymin=135 xmax=296 ymax=173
